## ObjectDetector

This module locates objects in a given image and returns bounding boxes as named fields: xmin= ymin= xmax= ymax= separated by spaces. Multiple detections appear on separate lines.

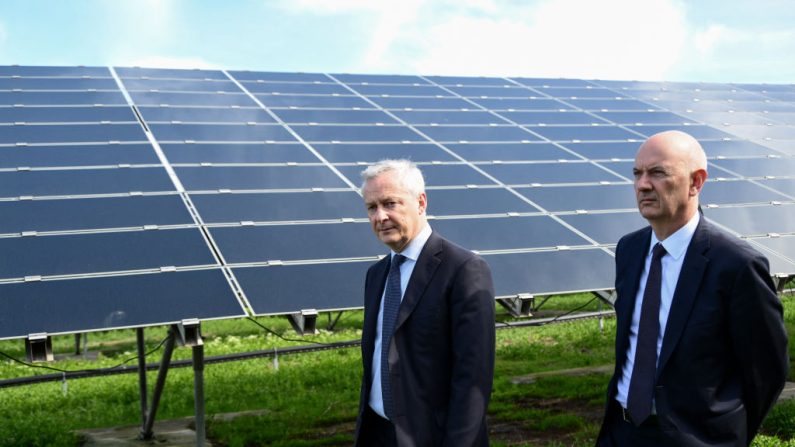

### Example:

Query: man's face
xmin=633 ymin=142 xmax=694 ymax=226
xmin=363 ymin=172 xmax=427 ymax=252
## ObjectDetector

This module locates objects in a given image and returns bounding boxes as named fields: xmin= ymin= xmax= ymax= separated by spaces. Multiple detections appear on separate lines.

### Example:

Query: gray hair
xmin=361 ymin=159 xmax=426 ymax=197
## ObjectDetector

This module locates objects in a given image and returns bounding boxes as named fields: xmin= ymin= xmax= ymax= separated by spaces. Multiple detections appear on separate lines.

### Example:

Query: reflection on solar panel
xmin=1 ymin=65 xmax=794 ymax=340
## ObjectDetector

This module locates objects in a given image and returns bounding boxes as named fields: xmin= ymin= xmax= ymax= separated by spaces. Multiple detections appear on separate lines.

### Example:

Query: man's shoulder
xmin=701 ymin=220 xmax=767 ymax=264
xmin=430 ymin=233 xmax=480 ymax=262
xmin=618 ymin=225 xmax=651 ymax=247
xmin=366 ymin=255 xmax=390 ymax=274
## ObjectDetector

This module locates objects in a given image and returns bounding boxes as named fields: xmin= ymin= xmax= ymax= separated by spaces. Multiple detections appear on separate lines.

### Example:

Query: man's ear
xmin=418 ymin=192 xmax=428 ymax=215
xmin=690 ymin=168 xmax=708 ymax=196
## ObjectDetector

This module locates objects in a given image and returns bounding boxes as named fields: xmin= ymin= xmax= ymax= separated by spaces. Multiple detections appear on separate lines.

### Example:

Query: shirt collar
xmin=649 ymin=212 xmax=700 ymax=261
xmin=391 ymin=223 xmax=432 ymax=262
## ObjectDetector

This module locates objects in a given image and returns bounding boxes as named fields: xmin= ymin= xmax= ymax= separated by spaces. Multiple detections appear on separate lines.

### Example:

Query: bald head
xmin=640 ymin=130 xmax=707 ymax=174
xmin=633 ymin=130 xmax=709 ymax=239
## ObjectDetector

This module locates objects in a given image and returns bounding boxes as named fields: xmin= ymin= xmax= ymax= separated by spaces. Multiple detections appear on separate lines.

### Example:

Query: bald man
xmin=596 ymin=131 xmax=788 ymax=446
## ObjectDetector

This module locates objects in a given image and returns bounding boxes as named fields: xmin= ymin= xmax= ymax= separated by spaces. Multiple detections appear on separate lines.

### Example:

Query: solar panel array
xmin=1 ymin=66 xmax=793 ymax=340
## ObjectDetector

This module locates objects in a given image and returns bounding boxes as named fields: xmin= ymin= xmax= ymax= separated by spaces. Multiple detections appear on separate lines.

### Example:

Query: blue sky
xmin=1 ymin=0 xmax=794 ymax=84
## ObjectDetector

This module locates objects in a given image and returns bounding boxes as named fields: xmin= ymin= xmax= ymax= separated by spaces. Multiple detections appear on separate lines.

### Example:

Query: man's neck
xmin=650 ymin=208 xmax=698 ymax=241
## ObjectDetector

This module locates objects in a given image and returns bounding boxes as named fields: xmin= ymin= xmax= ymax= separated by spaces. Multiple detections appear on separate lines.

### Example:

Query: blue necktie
xmin=381 ymin=254 xmax=405 ymax=420
xmin=627 ymin=243 xmax=666 ymax=426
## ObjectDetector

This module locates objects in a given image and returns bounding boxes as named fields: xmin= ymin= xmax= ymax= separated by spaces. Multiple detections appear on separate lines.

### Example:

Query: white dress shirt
xmin=615 ymin=212 xmax=700 ymax=410
xmin=369 ymin=224 xmax=432 ymax=419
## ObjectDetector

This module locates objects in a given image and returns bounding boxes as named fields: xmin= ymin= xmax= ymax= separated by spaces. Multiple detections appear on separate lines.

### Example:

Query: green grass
xmin=0 ymin=293 xmax=793 ymax=446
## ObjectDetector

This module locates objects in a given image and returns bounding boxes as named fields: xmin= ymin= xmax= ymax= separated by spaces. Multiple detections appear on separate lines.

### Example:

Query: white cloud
xmin=361 ymin=1 xmax=426 ymax=68
xmin=102 ymin=0 xmax=177 ymax=42
xmin=94 ymin=0 xmax=183 ymax=67
xmin=340 ymin=0 xmax=689 ymax=80
xmin=276 ymin=0 xmax=388 ymax=14
xmin=694 ymin=25 xmax=795 ymax=48
xmin=693 ymin=24 xmax=727 ymax=53
xmin=676 ymin=23 xmax=795 ymax=82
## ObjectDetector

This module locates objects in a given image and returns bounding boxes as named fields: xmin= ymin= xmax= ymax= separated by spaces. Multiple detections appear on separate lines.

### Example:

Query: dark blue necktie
xmin=627 ymin=242 xmax=666 ymax=426
xmin=381 ymin=254 xmax=406 ymax=419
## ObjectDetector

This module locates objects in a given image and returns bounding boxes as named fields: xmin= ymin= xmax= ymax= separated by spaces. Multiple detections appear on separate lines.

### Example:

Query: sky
xmin=0 ymin=0 xmax=794 ymax=84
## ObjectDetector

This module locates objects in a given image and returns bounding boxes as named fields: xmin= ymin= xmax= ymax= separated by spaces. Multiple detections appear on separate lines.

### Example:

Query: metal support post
xmin=192 ymin=344 xmax=206 ymax=447
xmin=136 ymin=328 xmax=148 ymax=430
xmin=496 ymin=294 xmax=534 ymax=318
xmin=327 ymin=311 xmax=345 ymax=331
xmin=592 ymin=290 xmax=617 ymax=306
xmin=598 ymin=299 xmax=604 ymax=333
xmin=25 ymin=333 xmax=53 ymax=363
xmin=287 ymin=309 xmax=319 ymax=335
xmin=140 ymin=327 xmax=177 ymax=441
xmin=773 ymin=274 xmax=792 ymax=294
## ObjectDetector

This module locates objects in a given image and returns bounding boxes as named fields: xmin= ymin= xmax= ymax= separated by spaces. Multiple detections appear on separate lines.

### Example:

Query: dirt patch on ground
xmin=271 ymin=397 xmax=603 ymax=446
xmin=489 ymin=396 xmax=604 ymax=446
xmin=81 ymin=398 xmax=604 ymax=446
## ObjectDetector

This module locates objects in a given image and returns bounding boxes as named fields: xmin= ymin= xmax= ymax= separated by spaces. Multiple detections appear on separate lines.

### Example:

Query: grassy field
xmin=0 ymin=290 xmax=793 ymax=446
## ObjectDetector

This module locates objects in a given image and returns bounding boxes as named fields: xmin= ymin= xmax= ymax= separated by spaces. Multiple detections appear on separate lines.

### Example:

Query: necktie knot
xmin=392 ymin=254 xmax=406 ymax=270
xmin=652 ymin=243 xmax=667 ymax=261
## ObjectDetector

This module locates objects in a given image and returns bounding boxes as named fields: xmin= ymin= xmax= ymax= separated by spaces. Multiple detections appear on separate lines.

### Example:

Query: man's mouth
xmin=638 ymin=197 xmax=656 ymax=205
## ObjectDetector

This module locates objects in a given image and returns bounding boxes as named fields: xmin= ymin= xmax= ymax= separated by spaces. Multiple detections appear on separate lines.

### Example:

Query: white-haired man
xmin=354 ymin=159 xmax=496 ymax=447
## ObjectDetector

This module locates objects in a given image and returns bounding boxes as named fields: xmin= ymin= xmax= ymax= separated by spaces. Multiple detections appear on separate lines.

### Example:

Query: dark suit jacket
xmin=354 ymin=232 xmax=496 ymax=447
xmin=598 ymin=218 xmax=788 ymax=447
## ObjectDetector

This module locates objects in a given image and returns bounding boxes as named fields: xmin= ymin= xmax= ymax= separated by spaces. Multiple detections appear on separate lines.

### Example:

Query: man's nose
xmin=373 ymin=207 xmax=388 ymax=221
xmin=636 ymin=174 xmax=652 ymax=190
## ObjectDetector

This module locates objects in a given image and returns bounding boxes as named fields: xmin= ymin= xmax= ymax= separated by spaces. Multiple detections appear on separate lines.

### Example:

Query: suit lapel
xmin=395 ymin=232 xmax=442 ymax=331
xmin=656 ymin=219 xmax=710 ymax=376
xmin=614 ymin=228 xmax=651 ymax=366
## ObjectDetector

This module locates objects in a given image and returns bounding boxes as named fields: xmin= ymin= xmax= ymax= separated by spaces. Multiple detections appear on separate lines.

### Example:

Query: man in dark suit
xmin=353 ymin=159 xmax=496 ymax=447
xmin=597 ymin=130 xmax=788 ymax=446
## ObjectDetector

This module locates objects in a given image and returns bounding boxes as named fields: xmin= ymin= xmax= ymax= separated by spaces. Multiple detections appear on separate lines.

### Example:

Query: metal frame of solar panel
xmin=2 ymin=66 xmax=795 ymax=342
xmin=2 ymin=65 xmax=794 ymax=446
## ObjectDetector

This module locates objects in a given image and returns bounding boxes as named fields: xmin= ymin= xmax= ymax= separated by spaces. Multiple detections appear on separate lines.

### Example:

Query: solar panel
xmin=162 ymin=142 xmax=319 ymax=163
xmin=0 ymin=270 xmax=243 ymax=338
xmin=0 ymin=143 xmax=159 ymax=167
xmin=480 ymin=162 xmax=626 ymax=185
xmin=190 ymin=191 xmax=364 ymax=223
xmin=0 ymin=168 xmax=175 ymax=197
xmin=444 ymin=142 xmax=577 ymax=161
xmin=560 ymin=212 xmax=649 ymax=245
xmin=516 ymin=183 xmax=635 ymax=212
xmin=0 ymin=195 xmax=192 ymax=233
xmin=1 ymin=228 xmax=216 ymax=278
xmin=313 ymin=142 xmax=455 ymax=163
xmin=1 ymin=65 xmax=793 ymax=341
xmin=2 ymin=123 xmax=147 ymax=144
xmin=424 ymin=188 xmax=540 ymax=215
xmin=485 ymin=249 xmax=616 ymax=296
xmin=430 ymin=216 xmax=590 ymax=250
xmin=234 ymin=262 xmax=370 ymax=315
xmin=138 ymin=106 xmax=277 ymax=124
xmin=175 ymin=166 xmax=351 ymax=190
xmin=0 ymin=105 xmax=137 ymax=123
xmin=0 ymin=91 xmax=127 ymax=105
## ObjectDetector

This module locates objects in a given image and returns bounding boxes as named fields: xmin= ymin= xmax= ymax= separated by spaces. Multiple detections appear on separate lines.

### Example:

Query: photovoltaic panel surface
xmin=1 ymin=65 xmax=794 ymax=340
xmin=0 ymin=66 xmax=249 ymax=339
